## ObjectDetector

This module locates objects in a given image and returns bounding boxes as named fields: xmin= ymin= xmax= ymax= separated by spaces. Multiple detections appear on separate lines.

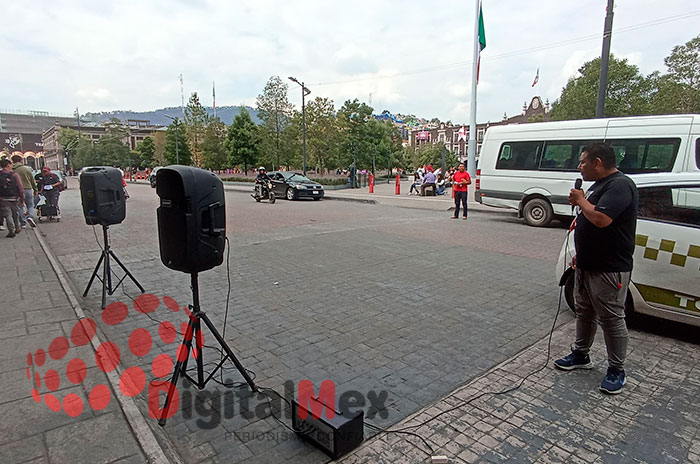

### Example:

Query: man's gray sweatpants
xmin=573 ymin=268 xmax=631 ymax=370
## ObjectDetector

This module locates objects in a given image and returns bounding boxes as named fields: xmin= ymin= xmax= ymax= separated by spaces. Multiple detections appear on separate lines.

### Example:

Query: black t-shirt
xmin=575 ymin=171 xmax=638 ymax=272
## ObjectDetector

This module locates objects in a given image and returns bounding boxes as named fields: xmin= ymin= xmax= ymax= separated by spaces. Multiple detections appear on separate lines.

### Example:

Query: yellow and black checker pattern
xmin=635 ymin=234 xmax=700 ymax=269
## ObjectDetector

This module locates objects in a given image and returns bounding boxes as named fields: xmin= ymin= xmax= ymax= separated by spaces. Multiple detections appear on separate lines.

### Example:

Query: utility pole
xmin=179 ymin=74 xmax=185 ymax=118
xmin=596 ymin=0 xmax=615 ymax=118
xmin=288 ymin=77 xmax=311 ymax=175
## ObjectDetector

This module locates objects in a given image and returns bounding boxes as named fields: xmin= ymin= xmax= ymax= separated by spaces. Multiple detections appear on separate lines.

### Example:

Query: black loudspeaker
xmin=156 ymin=166 xmax=226 ymax=273
xmin=80 ymin=167 xmax=126 ymax=226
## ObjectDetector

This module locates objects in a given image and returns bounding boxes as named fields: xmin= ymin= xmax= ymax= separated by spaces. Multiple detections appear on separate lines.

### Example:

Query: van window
xmin=638 ymin=185 xmax=700 ymax=228
xmin=540 ymin=141 xmax=589 ymax=171
xmin=608 ymin=138 xmax=680 ymax=173
xmin=496 ymin=142 xmax=542 ymax=170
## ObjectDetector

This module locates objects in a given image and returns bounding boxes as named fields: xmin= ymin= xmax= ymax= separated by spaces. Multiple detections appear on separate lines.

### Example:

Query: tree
xmin=136 ymin=136 xmax=156 ymax=168
xmin=256 ymin=76 xmax=293 ymax=170
xmin=305 ymin=97 xmax=341 ymax=173
xmin=201 ymin=118 xmax=228 ymax=171
xmin=227 ymin=108 xmax=260 ymax=175
xmin=550 ymin=55 xmax=654 ymax=120
xmin=184 ymin=92 xmax=209 ymax=166
xmin=57 ymin=127 xmax=85 ymax=171
xmin=164 ymin=118 xmax=192 ymax=165
xmin=651 ymin=35 xmax=700 ymax=114
xmin=337 ymin=99 xmax=375 ymax=169
xmin=151 ymin=131 xmax=166 ymax=166
xmin=665 ymin=35 xmax=700 ymax=89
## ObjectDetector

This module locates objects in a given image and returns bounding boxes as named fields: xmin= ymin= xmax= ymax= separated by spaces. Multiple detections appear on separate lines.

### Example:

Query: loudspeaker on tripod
xmin=156 ymin=165 xmax=226 ymax=273
xmin=79 ymin=167 xmax=126 ymax=225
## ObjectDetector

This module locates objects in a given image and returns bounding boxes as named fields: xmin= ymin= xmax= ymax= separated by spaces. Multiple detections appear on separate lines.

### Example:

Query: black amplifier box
xmin=291 ymin=397 xmax=364 ymax=459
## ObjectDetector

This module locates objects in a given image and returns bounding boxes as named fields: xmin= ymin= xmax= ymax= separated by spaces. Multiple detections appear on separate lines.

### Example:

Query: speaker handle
xmin=206 ymin=202 xmax=222 ymax=236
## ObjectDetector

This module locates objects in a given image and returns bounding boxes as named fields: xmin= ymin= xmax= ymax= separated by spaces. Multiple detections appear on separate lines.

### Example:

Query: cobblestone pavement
xmin=339 ymin=318 xmax=700 ymax=463
xmin=0 ymin=222 xmax=148 ymax=463
xmin=28 ymin=181 xmax=700 ymax=463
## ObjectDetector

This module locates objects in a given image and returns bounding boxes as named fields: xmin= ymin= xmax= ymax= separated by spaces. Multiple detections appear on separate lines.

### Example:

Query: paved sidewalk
xmin=0 ymin=226 xmax=165 ymax=463
xmin=339 ymin=318 xmax=700 ymax=464
xmin=16 ymin=182 xmax=700 ymax=464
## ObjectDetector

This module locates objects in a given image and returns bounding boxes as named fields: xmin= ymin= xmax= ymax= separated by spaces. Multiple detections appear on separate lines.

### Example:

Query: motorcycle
xmin=252 ymin=180 xmax=276 ymax=204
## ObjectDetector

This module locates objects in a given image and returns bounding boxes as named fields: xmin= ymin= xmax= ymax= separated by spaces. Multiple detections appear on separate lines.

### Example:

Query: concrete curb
xmin=32 ymin=227 xmax=181 ymax=464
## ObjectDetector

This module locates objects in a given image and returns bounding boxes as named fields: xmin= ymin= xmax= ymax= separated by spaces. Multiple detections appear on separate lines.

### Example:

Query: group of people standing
xmin=0 ymin=155 xmax=62 ymax=238
xmin=408 ymin=162 xmax=472 ymax=219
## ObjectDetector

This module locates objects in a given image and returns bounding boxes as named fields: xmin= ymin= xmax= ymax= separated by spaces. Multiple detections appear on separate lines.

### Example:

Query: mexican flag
xmin=477 ymin=3 xmax=486 ymax=84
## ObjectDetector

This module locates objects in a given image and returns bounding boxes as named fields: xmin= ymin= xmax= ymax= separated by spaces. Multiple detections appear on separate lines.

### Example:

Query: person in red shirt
xmin=451 ymin=162 xmax=471 ymax=220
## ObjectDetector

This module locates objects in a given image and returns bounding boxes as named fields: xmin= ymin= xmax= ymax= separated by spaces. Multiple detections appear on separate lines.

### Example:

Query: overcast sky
xmin=1 ymin=0 xmax=697 ymax=124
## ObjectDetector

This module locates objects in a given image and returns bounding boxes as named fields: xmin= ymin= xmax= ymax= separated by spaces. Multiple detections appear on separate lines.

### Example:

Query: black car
xmin=268 ymin=171 xmax=324 ymax=200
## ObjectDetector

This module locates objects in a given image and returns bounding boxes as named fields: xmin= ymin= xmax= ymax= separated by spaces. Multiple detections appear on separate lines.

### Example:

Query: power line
xmin=311 ymin=10 xmax=700 ymax=87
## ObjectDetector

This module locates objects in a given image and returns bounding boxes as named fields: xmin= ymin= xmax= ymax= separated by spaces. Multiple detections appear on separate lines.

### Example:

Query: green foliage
xmin=136 ymin=136 xmax=156 ymax=168
xmin=403 ymin=144 xmax=458 ymax=171
xmin=651 ymin=35 xmax=700 ymax=114
xmin=151 ymin=132 xmax=166 ymax=166
xmin=664 ymin=35 xmax=700 ymax=89
xmin=227 ymin=108 xmax=260 ymax=175
xmin=57 ymin=127 xmax=84 ymax=169
xmin=201 ymin=118 xmax=228 ymax=170
xmin=551 ymin=37 xmax=700 ymax=120
xmin=256 ymin=76 xmax=293 ymax=170
xmin=184 ymin=92 xmax=209 ymax=166
xmin=304 ymin=97 xmax=340 ymax=172
xmin=164 ymin=118 xmax=192 ymax=165
xmin=550 ymin=55 xmax=653 ymax=120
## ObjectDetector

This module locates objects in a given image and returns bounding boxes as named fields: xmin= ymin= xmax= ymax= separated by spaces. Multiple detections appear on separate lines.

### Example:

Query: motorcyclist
xmin=255 ymin=166 xmax=270 ymax=184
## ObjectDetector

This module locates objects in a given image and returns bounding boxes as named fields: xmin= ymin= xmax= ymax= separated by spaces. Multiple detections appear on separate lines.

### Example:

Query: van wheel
xmin=564 ymin=273 xmax=576 ymax=314
xmin=523 ymin=198 xmax=553 ymax=227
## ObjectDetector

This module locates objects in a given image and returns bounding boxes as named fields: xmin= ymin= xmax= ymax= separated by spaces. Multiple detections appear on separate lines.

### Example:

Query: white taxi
xmin=556 ymin=172 xmax=700 ymax=327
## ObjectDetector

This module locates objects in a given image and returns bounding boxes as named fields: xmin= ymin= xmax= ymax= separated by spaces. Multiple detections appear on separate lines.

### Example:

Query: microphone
xmin=572 ymin=178 xmax=583 ymax=213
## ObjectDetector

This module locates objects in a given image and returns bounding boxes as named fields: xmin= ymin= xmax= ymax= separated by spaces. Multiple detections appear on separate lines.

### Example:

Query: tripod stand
xmin=83 ymin=224 xmax=145 ymax=308
xmin=158 ymin=272 xmax=257 ymax=426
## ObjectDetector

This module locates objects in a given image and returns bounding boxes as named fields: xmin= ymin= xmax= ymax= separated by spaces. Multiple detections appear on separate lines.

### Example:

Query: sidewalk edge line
xmin=32 ymin=228 xmax=179 ymax=464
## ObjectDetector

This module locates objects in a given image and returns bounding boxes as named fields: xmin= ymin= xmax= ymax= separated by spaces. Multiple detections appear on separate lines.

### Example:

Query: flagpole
xmin=467 ymin=0 xmax=480 ymax=179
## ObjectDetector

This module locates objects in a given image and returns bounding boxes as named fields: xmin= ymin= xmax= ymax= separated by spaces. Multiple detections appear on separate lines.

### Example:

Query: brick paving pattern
xmin=6 ymin=180 xmax=698 ymax=464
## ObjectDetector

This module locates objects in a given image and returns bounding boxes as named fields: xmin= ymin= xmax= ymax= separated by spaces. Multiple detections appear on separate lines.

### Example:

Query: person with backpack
xmin=0 ymin=158 xmax=25 ymax=238
xmin=11 ymin=154 xmax=37 ymax=228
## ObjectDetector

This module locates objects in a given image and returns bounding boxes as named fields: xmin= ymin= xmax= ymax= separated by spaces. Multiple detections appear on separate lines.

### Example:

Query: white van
xmin=475 ymin=114 xmax=700 ymax=226
xmin=556 ymin=172 xmax=700 ymax=327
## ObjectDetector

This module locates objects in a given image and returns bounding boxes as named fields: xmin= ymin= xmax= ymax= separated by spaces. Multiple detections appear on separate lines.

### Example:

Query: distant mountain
xmin=82 ymin=105 xmax=260 ymax=126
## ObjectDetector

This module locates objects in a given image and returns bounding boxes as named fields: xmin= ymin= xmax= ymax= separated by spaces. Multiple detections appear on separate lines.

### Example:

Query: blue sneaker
xmin=554 ymin=350 xmax=593 ymax=371
xmin=600 ymin=367 xmax=626 ymax=394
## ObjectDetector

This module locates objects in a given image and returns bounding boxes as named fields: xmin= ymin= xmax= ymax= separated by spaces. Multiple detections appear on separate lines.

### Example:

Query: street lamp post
xmin=288 ymin=76 xmax=311 ymax=175
xmin=163 ymin=115 xmax=180 ymax=164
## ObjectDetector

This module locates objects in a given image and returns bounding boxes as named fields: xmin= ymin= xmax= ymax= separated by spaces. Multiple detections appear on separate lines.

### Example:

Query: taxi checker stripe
xmin=635 ymin=234 xmax=700 ymax=269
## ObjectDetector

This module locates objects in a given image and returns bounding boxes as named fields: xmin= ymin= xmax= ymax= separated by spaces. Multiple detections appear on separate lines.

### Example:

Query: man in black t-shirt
xmin=554 ymin=143 xmax=638 ymax=395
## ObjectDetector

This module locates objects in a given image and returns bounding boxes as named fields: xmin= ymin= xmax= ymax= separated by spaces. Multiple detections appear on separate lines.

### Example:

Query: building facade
xmin=42 ymin=121 xmax=161 ymax=171
xmin=0 ymin=111 xmax=77 ymax=168
xmin=408 ymin=96 xmax=550 ymax=162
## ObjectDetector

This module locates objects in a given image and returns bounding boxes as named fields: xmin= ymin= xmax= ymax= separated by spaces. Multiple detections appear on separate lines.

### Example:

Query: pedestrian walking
xmin=451 ymin=162 xmax=471 ymax=219
xmin=554 ymin=143 xmax=638 ymax=395
xmin=11 ymin=154 xmax=37 ymax=228
xmin=0 ymin=158 xmax=25 ymax=237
